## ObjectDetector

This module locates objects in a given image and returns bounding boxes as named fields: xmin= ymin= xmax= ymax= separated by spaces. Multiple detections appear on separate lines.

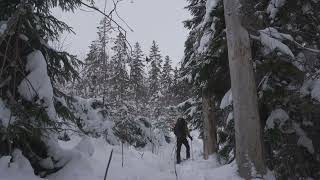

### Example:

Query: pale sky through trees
xmin=53 ymin=0 xmax=190 ymax=67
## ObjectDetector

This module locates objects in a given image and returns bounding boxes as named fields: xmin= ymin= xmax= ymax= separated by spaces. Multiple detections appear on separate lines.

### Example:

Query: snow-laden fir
xmin=18 ymin=50 xmax=56 ymax=120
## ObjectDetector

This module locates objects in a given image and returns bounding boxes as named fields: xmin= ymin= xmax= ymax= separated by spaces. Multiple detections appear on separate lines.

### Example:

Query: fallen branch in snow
xmin=103 ymin=149 xmax=114 ymax=180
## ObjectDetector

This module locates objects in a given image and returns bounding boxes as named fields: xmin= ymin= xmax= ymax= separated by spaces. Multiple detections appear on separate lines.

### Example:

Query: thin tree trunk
xmin=202 ymin=92 xmax=217 ymax=160
xmin=223 ymin=0 xmax=266 ymax=178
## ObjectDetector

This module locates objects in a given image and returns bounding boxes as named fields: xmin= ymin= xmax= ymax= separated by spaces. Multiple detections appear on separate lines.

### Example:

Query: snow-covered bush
xmin=0 ymin=0 xmax=92 ymax=177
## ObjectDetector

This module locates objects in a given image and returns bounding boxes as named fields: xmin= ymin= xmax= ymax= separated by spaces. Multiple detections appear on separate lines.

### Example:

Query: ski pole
xmin=121 ymin=142 xmax=124 ymax=167
xmin=190 ymin=139 xmax=194 ymax=161
xmin=103 ymin=149 xmax=114 ymax=180
xmin=173 ymin=145 xmax=179 ymax=180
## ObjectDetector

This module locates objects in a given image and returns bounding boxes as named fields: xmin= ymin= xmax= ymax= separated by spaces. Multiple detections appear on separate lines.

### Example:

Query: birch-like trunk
xmin=223 ymin=0 xmax=266 ymax=178
xmin=202 ymin=92 xmax=217 ymax=160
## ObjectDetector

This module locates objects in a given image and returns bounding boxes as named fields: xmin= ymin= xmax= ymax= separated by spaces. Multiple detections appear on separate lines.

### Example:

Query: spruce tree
xmin=0 ymin=0 xmax=88 ymax=173
xmin=130 ymin=42 xmax=146 ymax=102
xmin=110 ymin=33 xmax=130 ymax=103
xmin=161 ymin=55 xmax=173 ymax=106
xmin=148 ymin=40 xmax=162 ymax=100
xmin=251 ymin=1 xmax=320 ymax=179
xmin=80 ymin=17 xmax=112 ymax=99
xmin=182 ymin=0 xmax=230 ymax=159
xmin=182 ymin=0 xmax=320 ymax=179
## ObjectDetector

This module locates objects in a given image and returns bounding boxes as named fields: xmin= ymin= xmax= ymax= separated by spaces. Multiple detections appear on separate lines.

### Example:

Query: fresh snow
xmin=198 ymin=31 xmax=212 ymax=53
xmin=259 ymin=28 xmax=308 ymax=71
xmin=266 ymin=109 xmax=315 ymax=154
xmin=300 ymin=79 xmax=313 ymax=97
xmin=259 ymin=27 xmax=294 ymax=42
xmin=19 ymin=34 xmax=29 ymax=41
xmin=310 ymin=80 xmax=320 ymax=102
xmin=300 ymin=79 xmax=320 ymax=102
xmin=196 ymin=0 xmax=219 ymax=53
xmin=1 ymin=130 xmax=281 ymax=180
xmin=220 ymin=89 xmax=233 ymax=109
xmin=293 ymin=123 xmax=315 ymax=154
xmin=226 ymin=112 xmax=234 ymax=125
xmin=0 ymin=22 xmax=7 ymax=35
xmin=18 ymin=50 xmax=56 ymax=120
xmin=0 ymin=132 xmax=246 ymax=180
xmin=74 ymin=137 xmax=95 ymax=156
xmin=265 ymin=108 xmax=289 ymax=129
xmin=0 ymin=98 xmax=15 ymax=128
xmin=267 ymin=0 xmax=286 ymax=19
xmin=177 ymin=98 xmax=196 ymax=108
xmin=259 ymin=28 xmax=294 ymax=58
xmin=0 ymin=149 xmax=44 ymax=180
xmin=69 ymin=97 xmax=116 ymax=144
xmin=47 ymin=132 xmax=244 ymax=180
xmin=204 ymin=0 xmax=219 ymax=24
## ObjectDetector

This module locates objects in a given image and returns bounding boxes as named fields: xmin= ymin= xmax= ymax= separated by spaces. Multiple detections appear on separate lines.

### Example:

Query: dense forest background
xmin=0 ymin=0 xmax=319 ymax=179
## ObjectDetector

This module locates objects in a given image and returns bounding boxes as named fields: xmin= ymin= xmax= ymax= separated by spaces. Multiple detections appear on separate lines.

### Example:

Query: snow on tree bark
xmin=223 ymin=0 xmax=266 ymax=178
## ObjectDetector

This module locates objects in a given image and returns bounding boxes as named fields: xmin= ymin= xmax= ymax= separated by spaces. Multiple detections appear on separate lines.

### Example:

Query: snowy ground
xmin=0 ymin=132 xmax=243 ymax=180
xmin=48 ymin=131 xmax=242 ymax=180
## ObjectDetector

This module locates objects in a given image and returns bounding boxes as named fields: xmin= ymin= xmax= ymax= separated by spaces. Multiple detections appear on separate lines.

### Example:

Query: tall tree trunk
xmin=202 ymin=91 xmax=217 ymax=160
xmin=223 ymin=0 xmax=266 ymax=178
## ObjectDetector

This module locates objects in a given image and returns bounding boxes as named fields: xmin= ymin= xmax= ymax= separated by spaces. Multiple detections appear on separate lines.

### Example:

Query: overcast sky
xmin=53 ymin=0 xmax=190 ymax=66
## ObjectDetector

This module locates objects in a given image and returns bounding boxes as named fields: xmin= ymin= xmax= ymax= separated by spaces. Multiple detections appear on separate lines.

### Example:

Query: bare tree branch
xmin=112 ymin=0 xmax=134 ymax=32
xmin=80 ymin=1 xmax=133 ymax=52
xmin=80 ymin=1 xmax=130 ymax=35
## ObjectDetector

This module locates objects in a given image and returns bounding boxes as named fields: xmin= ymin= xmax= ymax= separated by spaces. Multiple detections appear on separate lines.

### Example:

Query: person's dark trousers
xmin=176 ymin=138 xmax=190 ymax=163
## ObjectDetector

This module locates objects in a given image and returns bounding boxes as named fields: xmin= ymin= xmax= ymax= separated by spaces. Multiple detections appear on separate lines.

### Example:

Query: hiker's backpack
xmin=174 ymin=118 xmax=187 ymax=138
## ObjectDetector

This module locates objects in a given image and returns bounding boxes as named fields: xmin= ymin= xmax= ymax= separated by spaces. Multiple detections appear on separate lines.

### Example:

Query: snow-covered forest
xmin=0 ymin=0 xmax=319 ymax=180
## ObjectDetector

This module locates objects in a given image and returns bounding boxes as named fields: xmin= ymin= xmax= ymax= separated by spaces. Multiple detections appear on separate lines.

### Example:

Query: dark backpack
xmin=174 ymin=118 xmax=187 ymax=138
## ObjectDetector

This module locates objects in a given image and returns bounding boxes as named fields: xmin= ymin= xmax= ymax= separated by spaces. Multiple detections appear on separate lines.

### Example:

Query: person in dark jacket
xmin=173 ymin=117 xmax=193 ymax=164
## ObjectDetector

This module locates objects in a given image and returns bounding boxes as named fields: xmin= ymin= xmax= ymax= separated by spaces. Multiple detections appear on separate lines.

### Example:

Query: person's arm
xmin=173 ymin=124 xmax=177 ymax=136
xmin=186 ymin=125 xmax=193 ymax=140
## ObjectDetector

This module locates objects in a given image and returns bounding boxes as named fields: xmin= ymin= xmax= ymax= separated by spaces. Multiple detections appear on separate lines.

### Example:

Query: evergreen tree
xmin=181 ymin=0 xmax=230 ymax=159
xmin=182 ymin=0 xmax=320 ymax=179
xmin=0 ymin=0 xmax=86 ymax=173
xmin=130 ymin=42 xmax=146 ymax=102
xmin=251 ymin=1 xmax=320 ymax=179
xmin=161 ymin=55 xmax=173 ymax=105
xmin=148 ymin=40 xmax=162 ymax=99
xmin=173 ymin=67 xmax=179 ymax=88
xmin=79 ymin=17 xmax=112 ymax=99
xmin=110 ymin=33 xmax=130 ymax=103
